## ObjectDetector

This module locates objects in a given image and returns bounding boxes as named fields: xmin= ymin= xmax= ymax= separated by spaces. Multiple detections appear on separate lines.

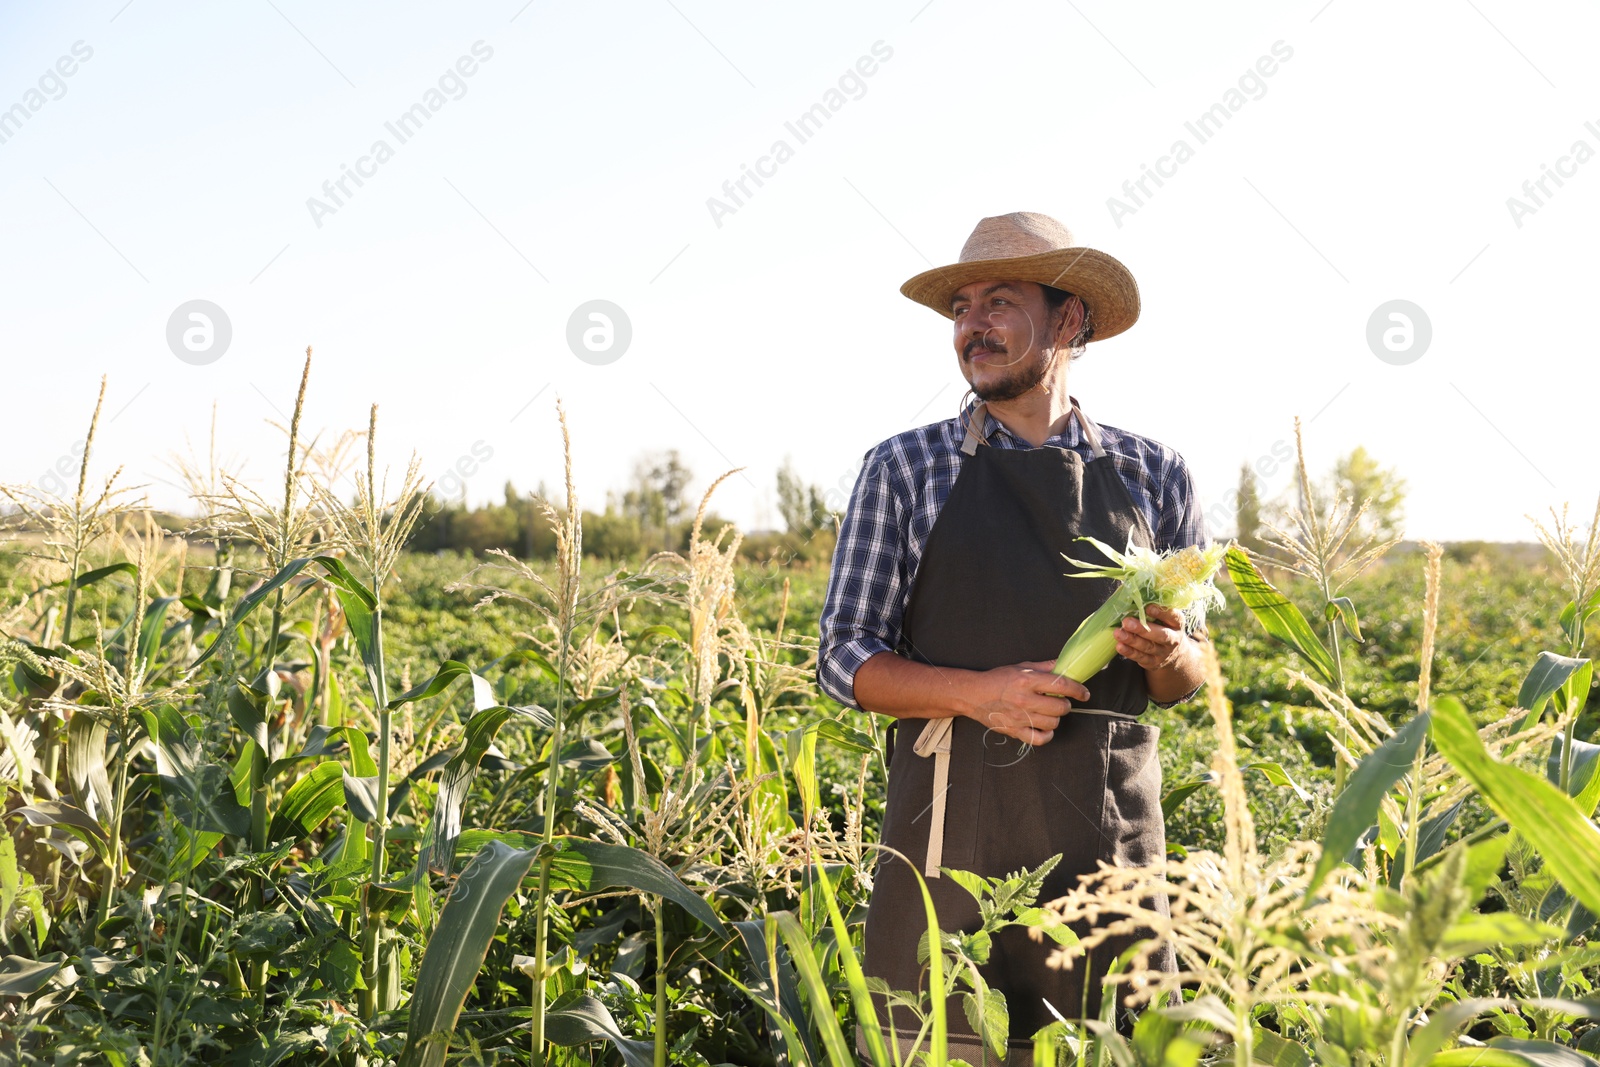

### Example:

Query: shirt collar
xmin=962 ymin=395 xmax=1086 ymax=449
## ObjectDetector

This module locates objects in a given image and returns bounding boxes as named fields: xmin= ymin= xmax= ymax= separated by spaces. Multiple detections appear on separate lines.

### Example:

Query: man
xmin=816 ymin=211 xmax=1209 ymax=1064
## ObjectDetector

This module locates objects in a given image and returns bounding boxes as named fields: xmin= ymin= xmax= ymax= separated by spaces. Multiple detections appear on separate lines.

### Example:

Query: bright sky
xmin=3 ymin=0 xmax=1597 ymax=542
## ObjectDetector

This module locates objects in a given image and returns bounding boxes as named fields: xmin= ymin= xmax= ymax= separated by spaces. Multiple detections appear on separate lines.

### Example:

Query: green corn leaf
xmin=774 ymin=910 xmax=865 ymax=1067
xmin=1407 ymin=997 xmax=1519 ymax=1067
xmin=815 ymin=718 xmax=877 ymax=753
xmin=538 ymin=837 xmax=727 ymax=937
xmin=1432 ymin=695 xmax=1600 ymax=919
xmin=732 ymin=919 xmax=819 ymax=1066
xmin=267 ymin=724 xmax=355 ymax=781
xmin=64 ymin=562 xmax=137 ymax=591
xmin=267 ymin=762 xmax=346 ymax=843
xmin=422 ymin=704 xmax=543 ymax=874
xmin=1248 ymin=760 xmax=1312 ymax=800
xmin=1324 ymin=596 xmax=1364 ymax=641
xmin=544 ymin=990 xmax=655 ymax=1067
xmin=1161 ymin=772 xmax=1217 ymax=819
xmin=1223 ymin=546 xmax=1338 ymax=686
xmin=311 ymin=556 xmax=381 ymax=700
xmin=785 ymin=723 xmax=820 ymax=824
xmin=13 ymin=800 xmax=105 ymax=842
xmin=0 ymin=836 xmax=17 ymax=928
xmin=386 ymin=660 xmax=491 ymax=712
xmin=170 ymin=826 xmax=224 ymax=873
xmin=1463 ymin=832 xmax=1510 ymax=903
xmin=1560 ymin=588 xmax=1600 ymax=651
xmin=340 ymin=729 xmax=375 ymax=867
xmin=190 ymin=557 xmax=318 ymax=669
xmin=1249 ymin=1027 xmax=1312 ymax=1067
xmin=145 ymin=704 xmax=251 ymax=837
xmin=343 ymin=772 xmax=380 ymax=823
xmin=346 ymin=727 xmax=378 ymax=778
xmin=1557 ymin=659 xmax=1595 ymax=721
xmin=134 ymin=596 xmax=180 ymax=674
xmin=1516 ymin=651 xmax=1590 ymax=727
xmin=1392 ymin=798 xmax=1468 ymax=881
xmin=1160 ymin=993 xmax=1241 ymax=1037
xmin=1416 ymin=798 xmax=1466 ymax=865
xmin=1442 ymin=911 xmax=1563 ymax=956
xmin=227 ymin=677 xmax=273 ymax=752
xmin=323 ymin=668 xmax=345 ymax=727
xmin=1435 ymin=1038 xmax=1600 ymax=1066
xmin=0 ymin=955 xmax=62 ymax=998
xmin=453 ymin=830 xmax=728 ymax=936
xmin=190 ymin=554 xmax=374 ymax=676
xmin=398 ymin=840 xmax=538 ymax=1067
xmin=13 ymin=800 xmax=110 ymax=863
xmin=1307 ymin=711 xmax=1431 ymax=897
xmin=715 ymin=963 xmax=822 ymax=1067
xmin=65 ymin=711 xmax=113 ymax=823
xmin=169 ymin=763 xmax=252 ymax=838
xmin=490 ymin=647 xmax=560 ymax=684
xmin=811 ymin=860 xmax=893 ymax=1067
xmin=566 ymin=689 xmax=621 ymax=718
xmin=1548 ymin=737 xmax=1600 ymax=816
xmin=557 ymin=738 xmax=615 ymax=772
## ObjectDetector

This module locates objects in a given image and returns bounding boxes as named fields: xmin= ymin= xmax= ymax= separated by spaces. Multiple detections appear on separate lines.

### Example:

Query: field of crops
xmin=3 ymin=375 xmax=1600 ymax=1066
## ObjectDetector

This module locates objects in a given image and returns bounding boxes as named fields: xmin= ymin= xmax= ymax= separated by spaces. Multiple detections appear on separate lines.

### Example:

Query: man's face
xmin=949 ymin=280 xmax=1075 ymax=402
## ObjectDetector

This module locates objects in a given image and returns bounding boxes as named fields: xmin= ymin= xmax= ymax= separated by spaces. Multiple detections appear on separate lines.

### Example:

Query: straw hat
xmin=900 ymin=212 xmax=1140 ymax=342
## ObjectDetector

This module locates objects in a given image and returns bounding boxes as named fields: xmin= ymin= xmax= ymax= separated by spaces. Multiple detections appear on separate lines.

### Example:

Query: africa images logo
xmin=705 ymin=41 xmax=894 ymax=228
xmin=0 ymin=41 xmax=94 ymax=147
xmin=1106 ymin=41 xmax=1294 ymax=227
xmin=304 ymin=42 xmax=495 ymax=228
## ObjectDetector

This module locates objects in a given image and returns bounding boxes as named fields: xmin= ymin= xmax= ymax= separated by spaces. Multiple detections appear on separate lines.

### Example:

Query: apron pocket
xmin=1100 ymin=719 xmax=1165 ymax=868
xmin=972 ymin=716 xmax=1111 ymax=881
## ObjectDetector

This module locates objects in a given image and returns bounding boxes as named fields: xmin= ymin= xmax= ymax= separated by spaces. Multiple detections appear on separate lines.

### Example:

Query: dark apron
xmin=860 ymin=401 xmax=1175 ymax=1065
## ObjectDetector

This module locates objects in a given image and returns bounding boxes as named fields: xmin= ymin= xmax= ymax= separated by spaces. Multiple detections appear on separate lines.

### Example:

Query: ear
xmin=1053 ymin=295 xmax=1085 ymax=344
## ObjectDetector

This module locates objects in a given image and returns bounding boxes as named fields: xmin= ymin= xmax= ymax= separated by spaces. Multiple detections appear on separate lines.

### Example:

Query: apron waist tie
xmin=912 ymin=718 xmax=955 ymax=877
xmin=912 ymin=708 xmax=1139 ymax=879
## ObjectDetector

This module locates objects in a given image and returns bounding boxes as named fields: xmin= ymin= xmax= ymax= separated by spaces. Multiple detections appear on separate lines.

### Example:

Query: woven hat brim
xmin=899 ymin=246 xmax=1140 ymax=341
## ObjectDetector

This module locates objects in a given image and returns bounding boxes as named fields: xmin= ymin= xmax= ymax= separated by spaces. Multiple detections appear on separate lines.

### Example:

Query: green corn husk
xmin=1054 ymin=584 xmax=1141 ymax=682
xmin=1052 ymin=537 xmax=1229 ymax=683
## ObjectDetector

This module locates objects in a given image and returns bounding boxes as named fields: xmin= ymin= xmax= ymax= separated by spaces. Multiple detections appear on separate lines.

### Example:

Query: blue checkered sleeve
xmin=1152 ymin=449 xmax=1209 ymax=553
xmin=816 ymin=448 xmax=907 ymax=710
xmin=1149 ymin=448 xmax=1210 ymax=705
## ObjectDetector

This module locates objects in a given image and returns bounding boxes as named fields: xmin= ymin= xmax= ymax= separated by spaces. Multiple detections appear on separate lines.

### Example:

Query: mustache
xmin=964 ymin=334 xmax=1007 ymax=358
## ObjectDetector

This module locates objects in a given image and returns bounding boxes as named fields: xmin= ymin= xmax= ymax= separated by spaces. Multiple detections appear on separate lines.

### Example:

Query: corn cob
xmin=1052 ymin=537 xmax=1228 ymax=682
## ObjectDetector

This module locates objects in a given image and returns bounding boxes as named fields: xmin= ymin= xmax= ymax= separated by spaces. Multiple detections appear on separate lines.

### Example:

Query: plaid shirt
xmin=817 ymin=398 xmax=1209 ymax=710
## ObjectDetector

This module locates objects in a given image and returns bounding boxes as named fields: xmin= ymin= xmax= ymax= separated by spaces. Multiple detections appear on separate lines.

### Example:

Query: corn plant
xmin=4 ymin=387 xmax=1599 ymax=1065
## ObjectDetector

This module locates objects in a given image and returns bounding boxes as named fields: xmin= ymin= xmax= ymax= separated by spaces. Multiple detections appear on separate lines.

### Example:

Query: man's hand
xmin=1115 ymin=604 xmax=1207 ymax=704
xmin=964 ymin=661 xmax=1090 ymax=746
xmin=1113 ymin=604 xmax=1192 ymax=671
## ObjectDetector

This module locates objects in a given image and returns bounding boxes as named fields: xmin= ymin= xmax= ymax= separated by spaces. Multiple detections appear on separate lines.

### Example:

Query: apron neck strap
xmin=959 ymin=399 xmax=1108 ymax=459
xmin=1073 ymin=399 xmax=1108 ymax=459
xmin=959 ymin=402 xmax=989 ymax=456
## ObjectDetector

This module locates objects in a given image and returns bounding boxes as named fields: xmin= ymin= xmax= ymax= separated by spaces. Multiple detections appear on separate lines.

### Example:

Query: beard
xmin=967 ymin=343 xmax=1059 ymax=402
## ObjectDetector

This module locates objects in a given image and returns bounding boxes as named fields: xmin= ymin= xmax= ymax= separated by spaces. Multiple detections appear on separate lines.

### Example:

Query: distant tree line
xmin=410 ymin=451 xmax=838 ymax=564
